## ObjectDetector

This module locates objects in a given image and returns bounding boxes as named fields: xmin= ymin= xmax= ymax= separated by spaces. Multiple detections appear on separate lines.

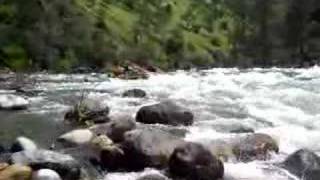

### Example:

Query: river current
xmin=2 ymin=67 xmax=320 ymax=180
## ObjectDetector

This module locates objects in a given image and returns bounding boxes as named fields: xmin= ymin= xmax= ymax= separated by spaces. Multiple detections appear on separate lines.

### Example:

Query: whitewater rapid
xmin=9 ymin=67 xmax=320 ymax=180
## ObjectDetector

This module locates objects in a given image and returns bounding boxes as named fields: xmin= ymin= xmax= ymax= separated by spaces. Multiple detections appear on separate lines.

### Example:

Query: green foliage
xmin=54 ymin=50 xmax=78 ymax=72
xmin=2 ymin=44 xmax=30 ymax=71
xmin=1 ymin=0 xmax=320 ymax=71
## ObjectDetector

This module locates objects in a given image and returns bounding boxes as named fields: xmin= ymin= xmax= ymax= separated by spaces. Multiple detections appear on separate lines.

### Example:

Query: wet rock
xmin=229 ymin=126 xmax=254 ymax=134
xmin=0 ymin=164 xmax=32 ymax=180
xmin=99 ymin=146 xmax=125 ymax=171
xmin=281 ymin=149 xmax=320 ymax=180
xmin=136 ymin=101 xmax=194 ymax=126
xmin=11 ymin=150 xmax=81 ymax=180
xmin=232 ymin=133 xmax=279 ymax=162
xmin=118 ymin=128 xmax=185 ymax=171
xmin=90 ymin=114 xmax=136 ymax=142
xmin=58 ymin=129 xmax=94 ymax=146
xmin=0 ymin=95 xmax=29 ymax=110
xmin=88 ymin=134 xmax=125 ymax=171
xmin=10 ymin=137 xmax=38 ymax=153
xmin=33 ymin=169 xmax=62 ymax=180
xmin=169 ymin=142 xmax=224 ymax=180
xmin=210 ymin=122 xmax=254 ymax=134
xmin=123 ymin=89 xmax=147 ymax=98
xmin=65 ymin=98 xmax=110 ymax=126
xmin=91 ymin=135 xmax=114 ymax=150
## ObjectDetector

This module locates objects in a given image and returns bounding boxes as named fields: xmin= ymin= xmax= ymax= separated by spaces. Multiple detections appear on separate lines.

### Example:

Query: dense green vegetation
xmin=0 ymin=0 xmax=320 ymax=72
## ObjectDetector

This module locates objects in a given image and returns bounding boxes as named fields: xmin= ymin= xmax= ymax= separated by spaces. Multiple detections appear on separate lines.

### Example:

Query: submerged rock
xmin=33 ymin=169 xmax=62 ymax=180
xmin=11 ymin=150 xmax=81 ymax=180
xmin=281 ymin=149 xmax=320 ymax=180
xmin=202 ymin=133 xmax=278 ymax=162
xmin=136 ymin=101 xmax=194 ymax=126
xmin=232 ymin=133 xmax=279 ymax=162
xmin=10 ymin=137 xmax=38 ymax=153
xmin=122 ymin=89 xmax=147 ymax=98
xmin=0 ymin=164 xmax=32 ymax=180
xmin=169 ymin=142 xmax=224 ymax=180
xmin=65 ymin=99 xmax=110 ymax=126
xmin=229 ymin=126 xmax=254 ymax=134
xmin=58 ymin=129 xmax=94 ymax=146
xmin=90 ymin=114 xmax=136 ymax=142
xmin=0 ymin=95 xmax=29 ymax=110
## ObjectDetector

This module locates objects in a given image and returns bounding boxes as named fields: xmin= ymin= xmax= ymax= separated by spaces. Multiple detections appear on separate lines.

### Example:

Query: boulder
xmin=10 ymin=150 xmax=81 ymax=180
xmin=64 ymin=99 xmax=110 ymax=125
xmin=169 ymin=142 xmax=224 ymax=180
xmin=10 ymin=137 xmax=37 ymax=153
xmin=281 ymin=149 xmax=320 ymax=180
xmin=99 ymin=146 xmax=125 ymax=171
xmin=0 ymin=164 xmax=32 ymax=180
xmin=58 ymin=129 xmax=94 ymax=146
xmin=232 ymin=133 xmax=279 ymax=162
xmin=136 ymin=101 xmax=194 ymax=126
xmin=122 ymin=89 xmax=147 ymax=98
xmin=106 ymin=128 xmax=184 ymax=171
xmin=0 ymin=95 xmax=29 ymax=110
xmin=90 ymin=114 xmax=136 ymax=142
xmin=86 ymin=134 xmax=125 ymax=171
xmin=33 ymin=169 xmax=62 ymax=180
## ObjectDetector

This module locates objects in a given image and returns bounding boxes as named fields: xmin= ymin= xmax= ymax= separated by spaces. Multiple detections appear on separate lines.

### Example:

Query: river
xmin=2 ymin=67 xmax=320 ymax=180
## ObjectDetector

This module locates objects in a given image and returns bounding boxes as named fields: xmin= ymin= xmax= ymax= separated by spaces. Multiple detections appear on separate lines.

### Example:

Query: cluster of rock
xmin=0 ymin=137 xmax=81 ymax=180
xmin=60 ymin=98 xmax=225 ymax=180
xmin=2 ymin=88 xmax=320 ymax=180
xmin=60 ymin=96 xmax=304 ymax=180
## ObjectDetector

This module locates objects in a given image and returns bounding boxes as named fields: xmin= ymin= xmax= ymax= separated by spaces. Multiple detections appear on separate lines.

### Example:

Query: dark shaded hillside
xmin=0 ymin=0 xmax=320 ymax=72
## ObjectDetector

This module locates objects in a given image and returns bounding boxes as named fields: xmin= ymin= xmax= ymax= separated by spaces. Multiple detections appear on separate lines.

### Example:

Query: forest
xmin=1 ymin=0 xmax=320 ymax=72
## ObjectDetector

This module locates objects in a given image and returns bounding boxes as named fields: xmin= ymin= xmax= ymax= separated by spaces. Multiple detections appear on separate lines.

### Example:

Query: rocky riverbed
xmin=1 ymin=67 xmax=320 ymax=180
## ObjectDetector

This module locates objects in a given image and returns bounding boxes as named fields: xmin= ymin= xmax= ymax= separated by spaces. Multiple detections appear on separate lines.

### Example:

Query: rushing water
xmin=2 ymin=67 xmax=320 ymax=179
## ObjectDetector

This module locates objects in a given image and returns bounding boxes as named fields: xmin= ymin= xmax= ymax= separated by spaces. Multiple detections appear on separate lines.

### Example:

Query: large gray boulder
xmin=10 ymin=150 xmax=81 ymax=180
xmin=281 ymin=149 xmax=320 ymax=180
xmin=136 ymin=101 xmax=194 ymax=126
xmin=169 ymin=142 xmax=224 ymax=180
xmin=101 ymin=128 xmax=185 ymax=171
